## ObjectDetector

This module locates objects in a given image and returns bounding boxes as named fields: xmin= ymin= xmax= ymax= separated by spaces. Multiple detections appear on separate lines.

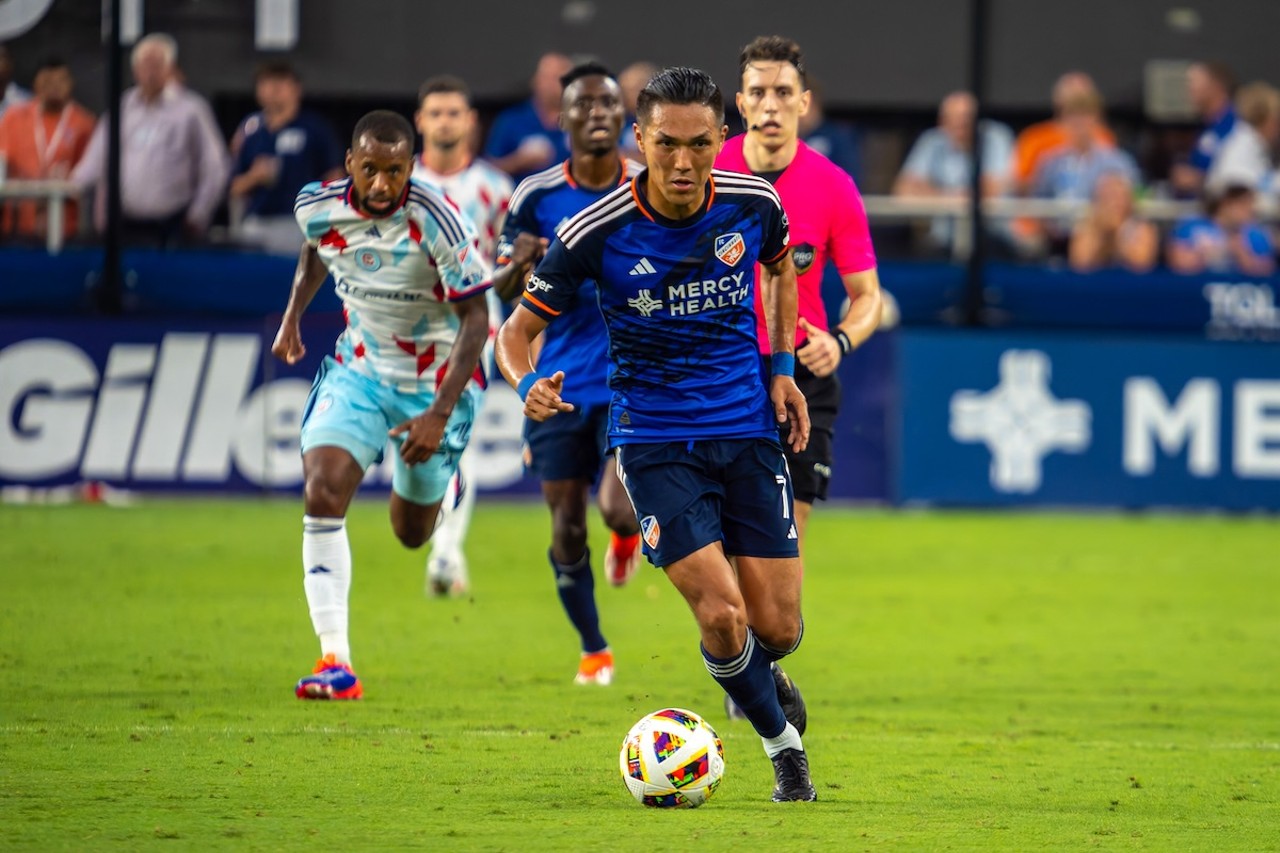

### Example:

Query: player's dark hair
xmin=739 ymin=35 xmax=807 ymax=87
xmin=560 ymin=60 xmax=614 ymax=92
xmin=254 ymin=59 xmax=299 ymax=83
xmin=635 ymin=66 xmax=724 ymax=127
xmin=418 ymin=74 xmax=472 ymax=107
xmin=351 ymin=110 xmax=415 ymax=151
xmin=36 ymin=56 xmax=68 ymax=73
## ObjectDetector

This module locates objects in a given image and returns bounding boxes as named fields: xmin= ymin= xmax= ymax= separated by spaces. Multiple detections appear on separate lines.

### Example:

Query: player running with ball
xmin=497 ymin=67 xmax=818 ymax=802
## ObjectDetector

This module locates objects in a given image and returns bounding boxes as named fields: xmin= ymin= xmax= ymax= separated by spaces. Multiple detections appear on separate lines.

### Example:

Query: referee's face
xmin=346 ymin=135 xmax=413 ymax=217
xmin=637 ymin=103 xmax=726 ymax=220
xmin=737 ymin=60 xmax=809 ymax=150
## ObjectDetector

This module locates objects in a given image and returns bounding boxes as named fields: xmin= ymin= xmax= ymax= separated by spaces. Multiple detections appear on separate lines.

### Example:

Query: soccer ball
xmin=619 ymin=708 xmax=725 ymax=808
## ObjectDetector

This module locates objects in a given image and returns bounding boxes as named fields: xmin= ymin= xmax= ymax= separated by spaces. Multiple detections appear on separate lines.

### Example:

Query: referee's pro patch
xmin=641 ymin=515 xmax=661 ymax=549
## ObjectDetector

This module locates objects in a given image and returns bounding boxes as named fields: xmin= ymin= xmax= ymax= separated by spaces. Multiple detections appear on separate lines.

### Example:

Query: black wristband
xmin=832 ymin=329 xmax=853 ymax=355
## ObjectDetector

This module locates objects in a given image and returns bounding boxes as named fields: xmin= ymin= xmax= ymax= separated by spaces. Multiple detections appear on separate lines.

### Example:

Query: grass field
xmin=2 ymin=499 xmax=1277 ymax=851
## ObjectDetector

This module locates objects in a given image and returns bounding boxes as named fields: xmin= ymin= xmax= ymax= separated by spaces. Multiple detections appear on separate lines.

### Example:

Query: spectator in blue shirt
xmin=229 ymin=61 xmax=343 ymax=255
xmin=893 ymin=90 xmax=1014 ymax=252
xmin=1168 ymin=183 xmax=1274 ymax=277
xmin=1171 ymin=61 xmax=1237 ymax=198
xmin=483 ymin=52 xmax=572 ymax=183
xmin=1031 ymin=90 xmax=1139 ymax=248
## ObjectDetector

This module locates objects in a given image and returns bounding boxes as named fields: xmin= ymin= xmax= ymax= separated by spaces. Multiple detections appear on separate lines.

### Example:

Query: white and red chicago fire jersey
xmin=293 ymin=176 xmax=491 ymax=394
xmin=412 ymin=157 xmax=513 ymax=270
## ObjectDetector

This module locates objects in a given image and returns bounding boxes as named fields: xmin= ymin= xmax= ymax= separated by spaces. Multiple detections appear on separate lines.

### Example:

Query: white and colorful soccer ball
xmin=619 ymin=708 xmax=725 ymax=808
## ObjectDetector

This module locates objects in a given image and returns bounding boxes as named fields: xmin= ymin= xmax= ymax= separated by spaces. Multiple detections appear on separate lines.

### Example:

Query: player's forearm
xmin=428 ymin=297 xmax=489 ymax=417
xmin=836 ymin=269 xmax=883 ymax=349
xmin=282 ymin=247 xmax=328 ymax=321
xmin=762 ymin=256 xmax=799 ymax=355
xmin=492 ymin=261 xmax=530 ymax=303
xmin=495 ymin=308 xmax=545 ymax=389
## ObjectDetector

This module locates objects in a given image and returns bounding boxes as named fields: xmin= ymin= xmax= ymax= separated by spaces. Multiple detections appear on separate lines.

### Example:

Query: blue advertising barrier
xmin=897 ymin=330 xmax=1280 ymax=510
xmin=0 ymin=315 xmax=534 ymax=496
xmin=984 ymin=265 xmax=1280 ymax=338
xmin=0 ymin=313 xmax=894 ymax=500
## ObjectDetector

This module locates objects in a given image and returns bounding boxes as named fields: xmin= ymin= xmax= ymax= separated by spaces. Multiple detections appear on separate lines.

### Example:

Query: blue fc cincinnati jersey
xmin=498 ymin=158 xmax=642 ymax=409
xmin=521 ymin=168 xmax=790 ymax=445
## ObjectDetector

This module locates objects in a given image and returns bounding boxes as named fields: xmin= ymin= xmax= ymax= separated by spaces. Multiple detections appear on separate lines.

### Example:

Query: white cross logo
xmin=950 ymin=350 xmax=1091 ymax=493
xmin=627 ymin=288 xmax=663 ymax=317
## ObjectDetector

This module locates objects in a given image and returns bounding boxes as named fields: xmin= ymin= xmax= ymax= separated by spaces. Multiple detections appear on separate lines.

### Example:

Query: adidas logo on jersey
xmin=629 ymin=257 xmax=657 ymax=276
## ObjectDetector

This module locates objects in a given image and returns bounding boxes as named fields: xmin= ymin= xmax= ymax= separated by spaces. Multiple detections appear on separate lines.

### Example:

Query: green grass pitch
xmin=2 ymin=499 xmax=1277 ymax=850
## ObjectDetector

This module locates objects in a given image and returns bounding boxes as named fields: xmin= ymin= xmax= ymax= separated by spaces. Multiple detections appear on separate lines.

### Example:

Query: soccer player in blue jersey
xmin=496 ymin=67 xmax=818 ymax=801
xmin=491 ymin=62 xmax=643 ymax=687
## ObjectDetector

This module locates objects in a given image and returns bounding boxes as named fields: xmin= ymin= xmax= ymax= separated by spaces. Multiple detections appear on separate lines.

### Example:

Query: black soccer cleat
xmin=772 ymin=663 xmax=807 ymax=737
xmin=770 ymin=747 xmax=817 ymax=802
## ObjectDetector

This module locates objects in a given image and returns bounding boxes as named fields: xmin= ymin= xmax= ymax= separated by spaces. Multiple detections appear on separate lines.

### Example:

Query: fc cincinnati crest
xmin=357 ymin=248 xmax=382 ymax=271
xmin=640 ymin=515 xmax=661 ymax=549
xmin=715 ymin=232 xmax=746 ymax=267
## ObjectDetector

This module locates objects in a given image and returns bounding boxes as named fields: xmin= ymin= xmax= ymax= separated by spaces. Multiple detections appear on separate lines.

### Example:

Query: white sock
xmin=302 ymin=515 xmax=352 ymax=664
xmin=761 ymin=722 xmax=803 ymax=758
xmin=429 ymin=449 xmax=477 ymax=562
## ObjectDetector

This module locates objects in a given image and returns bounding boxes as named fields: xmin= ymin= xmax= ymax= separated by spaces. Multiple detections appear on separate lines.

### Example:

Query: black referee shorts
xmin=781 ymin=362 xmax=840 ymax=504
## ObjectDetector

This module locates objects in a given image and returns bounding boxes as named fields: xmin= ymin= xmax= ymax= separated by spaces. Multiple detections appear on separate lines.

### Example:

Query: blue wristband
xmin=516 ymin=372 xmax=540 ymax=400
xmin=771 ymin=352 xmax=796 ymax=378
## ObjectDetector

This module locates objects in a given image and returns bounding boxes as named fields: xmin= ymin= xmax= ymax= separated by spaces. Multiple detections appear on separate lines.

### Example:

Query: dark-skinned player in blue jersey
xmin=490 ymin=62 xmax=644 ymax=687
xmin=496 ymin=67 xmax=817 ymax=802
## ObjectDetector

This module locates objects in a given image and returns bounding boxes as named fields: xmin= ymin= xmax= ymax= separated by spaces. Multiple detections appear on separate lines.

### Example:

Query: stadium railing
xmin=0 ymin=179 xmax=87 ymax=253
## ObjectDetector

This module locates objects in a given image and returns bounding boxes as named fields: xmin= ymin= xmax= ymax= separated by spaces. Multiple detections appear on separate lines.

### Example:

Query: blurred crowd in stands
xmin=0 ymin=35 xmax=1276 ymax=277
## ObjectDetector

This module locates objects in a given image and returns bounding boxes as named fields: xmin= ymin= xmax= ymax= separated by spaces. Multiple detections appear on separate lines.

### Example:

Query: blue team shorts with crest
xmin=300 ymin=356 xmax=478 ymax=505
xmin=615 ymin=438 xmax=800 ymax=568
xmin=523 ymin=401 xmax=611 ymax=483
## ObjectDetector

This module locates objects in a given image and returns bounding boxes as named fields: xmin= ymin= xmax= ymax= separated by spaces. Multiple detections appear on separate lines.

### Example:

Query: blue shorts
xmin=523 ymin=400 xmax=611 ymax=483
xmin=615 ymin=438 xmax=800 ymax=568
xmin=300 ymin=356 xmax=478 ymax=505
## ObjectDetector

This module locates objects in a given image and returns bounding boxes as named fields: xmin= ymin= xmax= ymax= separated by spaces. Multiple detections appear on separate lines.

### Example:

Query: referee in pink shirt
xmin=716 ymin=35 xmax=882 ymax=545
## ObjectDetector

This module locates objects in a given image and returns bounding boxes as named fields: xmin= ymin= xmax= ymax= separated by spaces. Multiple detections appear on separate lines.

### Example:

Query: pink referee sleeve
xmin=829 ymin=173 xmax=877 ymax=274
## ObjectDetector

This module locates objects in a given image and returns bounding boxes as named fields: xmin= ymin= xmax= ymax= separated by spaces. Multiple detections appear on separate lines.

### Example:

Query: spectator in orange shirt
xmin=1012 ymin=72 xmax=1115 ymax=193
xmin=0 ymin=57 xmax=95 ymax=240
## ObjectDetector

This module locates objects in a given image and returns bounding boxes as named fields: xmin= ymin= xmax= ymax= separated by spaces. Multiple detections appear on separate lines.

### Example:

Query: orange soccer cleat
xmin=295 ymin=654 xmax=363 ymax=700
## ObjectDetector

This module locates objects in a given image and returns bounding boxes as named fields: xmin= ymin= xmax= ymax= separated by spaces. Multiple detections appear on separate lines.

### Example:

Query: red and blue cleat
xmin=295 ymin=654 xmax=363 ymax=700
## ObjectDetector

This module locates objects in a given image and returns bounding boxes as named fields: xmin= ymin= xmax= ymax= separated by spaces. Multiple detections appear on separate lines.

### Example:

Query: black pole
xmin=98 ymin=0 xmax=124 ymax=314
xmin=964 ymin=0 xmax=987 ymax=326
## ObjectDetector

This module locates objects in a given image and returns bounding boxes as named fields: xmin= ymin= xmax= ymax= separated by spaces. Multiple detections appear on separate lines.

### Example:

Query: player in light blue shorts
xmin=273 ymin=110 xmax=492 ymax=700
xmin=300 ymin=355 xmax=480 ymax=506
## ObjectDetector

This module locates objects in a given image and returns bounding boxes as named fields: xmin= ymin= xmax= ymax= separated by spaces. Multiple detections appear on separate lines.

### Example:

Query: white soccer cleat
xmin=426 ymin=551 xmax=469 ymax=598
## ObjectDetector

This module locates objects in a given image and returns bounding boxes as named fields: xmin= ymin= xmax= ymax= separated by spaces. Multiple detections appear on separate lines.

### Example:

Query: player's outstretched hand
xmin=271 ymin=319 xmax=306 ymax=365
xmin=524 ymin=371 xmax=575 ymax=422
xmin=771 ymin=374 xmax=810 ymax=454
xmin=797 ymin=318 xmax=842 ymax=378
xmin=389 ymin=411 xmax=448 ymax=466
